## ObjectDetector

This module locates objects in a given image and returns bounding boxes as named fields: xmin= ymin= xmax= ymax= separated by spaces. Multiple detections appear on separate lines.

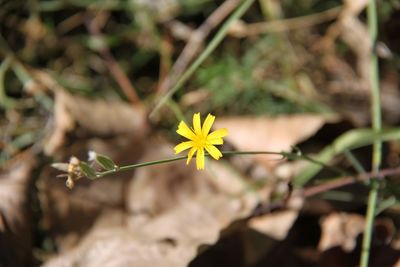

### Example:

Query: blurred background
xmin=1 ymin=0 xmax=400 ymax=266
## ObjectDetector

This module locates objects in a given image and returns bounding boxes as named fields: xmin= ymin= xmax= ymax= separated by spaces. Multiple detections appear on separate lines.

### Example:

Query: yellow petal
xmin=196 ymin=148 xmax=205 ymax=170
xmin=174 ymin=141 xmax=194 ymax=154
xmin=208 ymin=138 xmax=223 ymax=145
xmin=193 ymin=112 xmax=202 ymax=136
xmin=205 ymin=145 xmax=222 ymax=160
xmin=207 ymin=128 xmax=228 ymax=140
xmin=177 ymin=121 xmax=197 ymax=140
xmin=187 ymin=147 xmax=197 ymax=165
xmin=202 ymin=114 xmax=215 ymax=137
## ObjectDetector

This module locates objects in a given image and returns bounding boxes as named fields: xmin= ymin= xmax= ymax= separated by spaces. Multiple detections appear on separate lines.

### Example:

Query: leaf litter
xmin=1 ymin=1 xmax=400 ymax=266
xmin=0 ymin=152 xmax=36 ymax=266
xmin=42 ymin=140 xmax=260 ymax=267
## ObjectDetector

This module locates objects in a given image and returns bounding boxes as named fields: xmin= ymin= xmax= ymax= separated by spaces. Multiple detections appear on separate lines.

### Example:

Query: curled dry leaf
xmin=214 ymin=114 xmax=337 ymax=169
xmin=0 ymin=152 xmax=35 ymax=267
xmin=44 ymin=89 xmax=148 ymax=155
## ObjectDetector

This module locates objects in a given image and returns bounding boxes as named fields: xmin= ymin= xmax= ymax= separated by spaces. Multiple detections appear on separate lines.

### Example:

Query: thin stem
xmin=360 ymin=0 xmax=381 ymax=266
xmin=294 ymin=128 xmax=400 ymax=187
xmin=97 ymin=155 xmax=188 ymax=177
xmin=283 ymin=151 xmax=348 ymax=176
xmin=230 ymin=5 xmax=342 ymax=37
xmin=344 ymin=150 xmax=367 ymax=175
xmin=251 ymin=166 xmax=400 ymax=218
xmin=95 ymin=150 xmax=339 ymax=178
xmin=222 ymin=150 xmax=282 ymax=156
xmin=96 ymin=150 xmax=282 ymax=177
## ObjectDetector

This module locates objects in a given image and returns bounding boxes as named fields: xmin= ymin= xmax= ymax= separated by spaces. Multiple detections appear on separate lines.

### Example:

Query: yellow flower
xmin=174 ymin=113 xmax=228 ymax=170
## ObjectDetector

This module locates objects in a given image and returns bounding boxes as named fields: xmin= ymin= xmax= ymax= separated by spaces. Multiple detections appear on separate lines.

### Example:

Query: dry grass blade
xmin=229 ymin=5 xmax=342 ymax=37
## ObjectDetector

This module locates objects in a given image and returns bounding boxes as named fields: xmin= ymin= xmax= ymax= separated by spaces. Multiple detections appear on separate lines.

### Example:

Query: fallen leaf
xmin=39 ymin=134 xmax=145 ymax=251
xmin=318 ymin=212 xmax=400 ymax=267
xmin=39 ymin=88 xmax=149 ymax=251
xmin=319 ymin=212 xmax=365 ymax=252
xmin=214 ymin=114 xmax=337 ymax=169
xmin=42 ymin=139 xmax=260 ymax=267
xmin=249 ymin=209 xmax=299 ymax=241
xmin=44 ymin=89 xmax=148 ymax=155
xmin=0 ymin=152 xmax=35 ymax=267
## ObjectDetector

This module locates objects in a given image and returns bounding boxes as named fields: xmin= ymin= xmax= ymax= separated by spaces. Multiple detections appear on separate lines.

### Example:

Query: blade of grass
xmin=293 ymin=128 xmax=400 ymax=187
xmin=343 ymin=150 xmax=366 ymax=175
xmin=360 ymin=0 xmax=381 ymax=266
xmin=149 ymin=0 xmax=256 ymax=119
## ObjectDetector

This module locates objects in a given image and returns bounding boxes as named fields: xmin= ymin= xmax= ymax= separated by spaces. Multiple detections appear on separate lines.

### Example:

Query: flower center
xmin=195 ymin=135 xmax=208 ymax=148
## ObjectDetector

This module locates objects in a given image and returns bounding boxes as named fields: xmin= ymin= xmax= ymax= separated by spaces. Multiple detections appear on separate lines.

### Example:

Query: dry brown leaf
xmin=339 ymin=17 xmax=370 ymax=84
xmin=214 ymin=114 xmax=336 ymax=169
xmin=341 ymin=0 xmax=368 ymax=17
xmin=318 ymin=0 xmax=369 ymax=85
xmin=319 ymin=212 xmax=365 ymax=252
xmin=318 ymin=212 xmax=400 ymax=267
xmin=42 ymin=139 xmax=259 ymax=267
xmin=243 ymin=196 xmax=303 ymax=265
xmin=44 ymin=89 xmax=148 ymax=155
xmin=249 ymin=210 xmax=299 ymax=241
xmin=39 ymin=89 xmax=149 ymax=251
xmin=39 ymin=134 xmax=145 ymax=251
xmin=127 ymin=140 xmax=259 ymax=228
xmin=43 ymin=227 xmax=198 ymax=267
xmin=0 ymin=152 xmax=35 ymax=267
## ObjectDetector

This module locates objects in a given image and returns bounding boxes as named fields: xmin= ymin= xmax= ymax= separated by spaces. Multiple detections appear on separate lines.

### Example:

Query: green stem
xmin=96 ymin=151 xmax=282 ymax=177
xmin=360 ymin=0 xmax=381 ymax=266
xmin=294 ymin=128 xmax=400 ymax=187
xmin=94 ymin=150 xmax=341 ymax=178
xmin=97 ymin=155 xmax=189 ymax=177
xmin=344 ymin=150 xmax=366 ymax=175
xmin=149 ymin=0 xmax=256 ymax=119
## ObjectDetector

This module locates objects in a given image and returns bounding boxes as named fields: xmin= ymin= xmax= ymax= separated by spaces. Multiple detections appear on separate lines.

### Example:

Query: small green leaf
xmin=96 ymin=154 xmax=117 ymax=170
xmin=79 ymin=162 xmax=97 ymax=179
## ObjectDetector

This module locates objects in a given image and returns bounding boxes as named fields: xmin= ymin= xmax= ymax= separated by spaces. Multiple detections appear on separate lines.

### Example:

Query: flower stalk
xmin=97 ymin=150 xmax=283 ymax=177
xmin=53 ymin=149 xmax=349 ymax=190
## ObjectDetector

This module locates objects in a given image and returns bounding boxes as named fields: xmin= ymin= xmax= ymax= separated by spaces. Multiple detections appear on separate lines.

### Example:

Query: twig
xmin=251 ymin=166 xmax=400 ymax=218
xmin=157 ymin=0 xmax=241 ymax=94
xmin=302 ymin=167 xmax=398 ymax=198
xmin=85 ymin=12 xmax=141 ymax=106
xmin=228 ymin=5 xmax=342 ymax=37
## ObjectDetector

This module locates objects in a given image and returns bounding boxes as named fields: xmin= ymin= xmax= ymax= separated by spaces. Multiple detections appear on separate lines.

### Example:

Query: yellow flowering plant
xmin=174 ymin=113 xmax=228 ymax=170
xmin=52 ymin=112 xmax=291 ymax=188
